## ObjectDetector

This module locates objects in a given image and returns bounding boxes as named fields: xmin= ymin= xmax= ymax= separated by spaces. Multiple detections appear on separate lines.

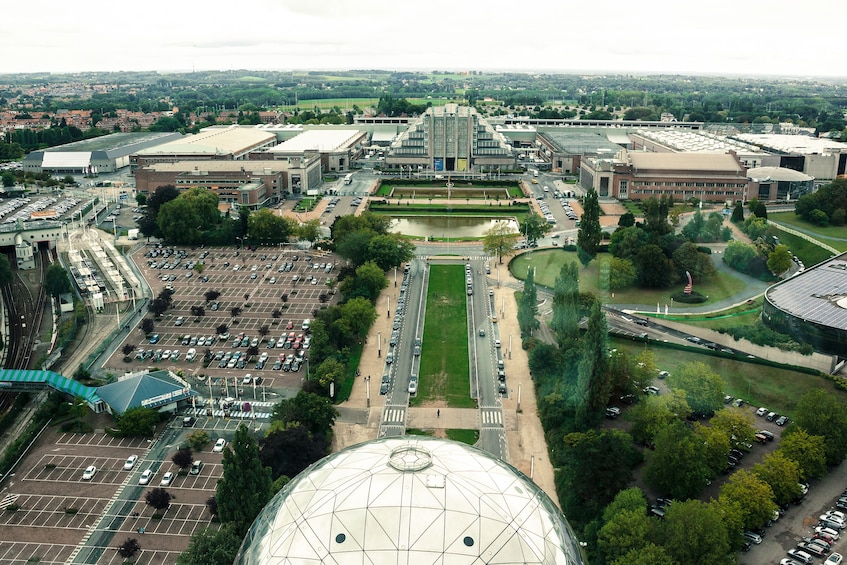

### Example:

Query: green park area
xmin=374 ymin=181 xmax=524 ymax=200
xmin=412 ymin=264 xmax=475 ymax=408
xmin=768 ymin=211 xmax=847 ymax=254
xmin=611 ymin=336 xmax=847 ymax=418
xmin=509 ymin=249 xmax=748 ymax=308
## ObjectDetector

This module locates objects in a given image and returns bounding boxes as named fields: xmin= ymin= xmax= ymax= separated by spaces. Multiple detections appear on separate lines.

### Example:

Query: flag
xmin=684 ymin=271 xmax=693 ymax=295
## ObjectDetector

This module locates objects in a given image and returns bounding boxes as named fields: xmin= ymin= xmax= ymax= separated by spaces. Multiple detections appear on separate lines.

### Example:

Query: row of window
xmin=630 ymin=181 xmax=746 ymax=188
xmin=630 ymin=189 xmax=742 ymax=196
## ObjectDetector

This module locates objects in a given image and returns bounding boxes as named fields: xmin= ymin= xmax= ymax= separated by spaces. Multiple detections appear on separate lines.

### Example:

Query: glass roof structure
xmin=235 ymin=436 xmax=586 ymax=564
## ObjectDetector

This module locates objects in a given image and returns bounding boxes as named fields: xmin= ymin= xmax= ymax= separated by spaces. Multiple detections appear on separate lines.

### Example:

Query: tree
xmin=778 ymin=428 xmax=827 ymax=480
xmin=366 ymin=233 xmax=415 ymax=271
xmin=731 ymin=200 xmax=745 ymax=223
xmin=339 ymin=260 xmax=388 ymax=302
xmin=115 ymin=406 xmax=158 ymax=437
xmin=718 ymin=469 xmax=777 ymax=530
xmin=752 ymin=451 xmax=802 ymax=506
xmin=122 ymin=343 xmax=136 ymax=356
xmin=633 ymin=244 xmax=675 ymax=288
xmin=521 ymin=213 xmax=551 ymax=245
xmin=666 ymin=361 xmax=724 ymax=416
xmin=314 ymin=357 xmax=346 ymax=388
xmin=206 ymin=495 xmax=218 ymax=517
xmin=672 ymin=242 xmax=716 ymax=282
xmin=610 ymin=544 xmax=674 ymax=565
xmin=177 ymin=524 xmax=243 ymax=565
xmin=574 ymin=301 xmax=609 ymax=430
xmin=642 ymin=195 xmax=673 ymax=235
xmin=560 ymin=429 xmax=642 ymax=530
xmin=597 ymin=508 xmax=656 ymax=564
xmin=298 ymin=218 xmax=322 ymax=242
xmin=271 ymin=390 xmax=338 ymax=436
xmin=618 ymin=211 xmax=635 ymax=228
xmin=138 ymin=185 xmax=179 ymax=238
xmin=216 ymin=424 xmax=272 ymax=536
xmin=792 ymin=388 xmax=847 ymax=466
xmin=171 ymin=447 xmax=194 ymax=471
xmin=260 ymin=422 xmax=330 ymax=480
xmin=339 ymin=297 xmax=377 ymax=340
xmin=710 ymin=408 xmax=756 ymax=449
xmin=693 ymin=422 xmax=732 ymax=476
xmin=608 ymin=225 xmax=648 ymax=261
xmin=44 ymin=263 xmax=72 ymax=297
xmin=767 ymin=243 xmax=793 ymax=276
xmin=157 ymin=187 xmax=220 ymax=244
xmin=144 ymin=487 xmax=173 ymax=513
xmin=723 ymin=240 xmax=757 ymax=272
xmin=482 ymin=220 xmax=520 ymax=263
xmin=116 ymin=538 xmax=141 ymax=559
xmin=550 ymin=261 xmax=579 ymax=346
xmin=204 ymin=290 xmax=221 ymax=302
xmin=643 ymin=420 xmax=711 ymax=499
xmin=576 ymin=187 xmax=602 ymax=265
xmin=517 ymin=266 xmax=540 ymax=337
xmin=187 ymin=430 xmax=210 ymax=452
xmin=608 ymin=257 xmax=637 ymax=290
xmin=662 ymin=499 xmax=731 ymax=565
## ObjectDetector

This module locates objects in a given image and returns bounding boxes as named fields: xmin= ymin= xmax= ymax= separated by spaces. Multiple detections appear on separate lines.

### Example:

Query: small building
xmin=746 ymin=166 xmax=815 ymax=201
xmin=262 ymin=129 xmax=368 ymax=173
xmin=96 ymin=370 xmax=196 ymax=416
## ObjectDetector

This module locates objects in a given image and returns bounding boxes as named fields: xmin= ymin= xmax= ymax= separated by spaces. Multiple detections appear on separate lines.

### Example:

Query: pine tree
xmin=574 ymin=300 xmax=609 ymax=430
xmin=577 ymin=187 xmax=602 ymax=265
xmin=551 ymin=262 xmax=580 ymax=346
xmin=517 ymin=267 xmax=540 ymax=337
xmin=216 ymin=424 xmax=273 ymax=536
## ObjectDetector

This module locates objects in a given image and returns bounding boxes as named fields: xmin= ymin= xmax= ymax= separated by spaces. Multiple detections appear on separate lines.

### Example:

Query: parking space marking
xmin=0 ymin=542 xmax=76 ymax=564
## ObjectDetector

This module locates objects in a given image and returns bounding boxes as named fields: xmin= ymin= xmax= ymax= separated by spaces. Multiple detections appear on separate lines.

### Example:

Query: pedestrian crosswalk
xmin=480 ymin=408 xmax=503 ymax=426
xmin=382 ymin=406 xmax=406 ymax=424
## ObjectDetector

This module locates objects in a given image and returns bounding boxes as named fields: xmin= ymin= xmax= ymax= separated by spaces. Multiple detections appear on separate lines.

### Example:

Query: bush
xmin=670 ymin=290 xmax=708 ymax=303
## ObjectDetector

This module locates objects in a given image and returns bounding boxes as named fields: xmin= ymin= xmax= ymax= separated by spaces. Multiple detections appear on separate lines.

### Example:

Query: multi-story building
xmin=385 ymin=104 xmax=514 ymax=174
xmin=579 ymin=149 xmax=749 ymax=203
xmin=133 ymin=157 xmax=321 ymax=206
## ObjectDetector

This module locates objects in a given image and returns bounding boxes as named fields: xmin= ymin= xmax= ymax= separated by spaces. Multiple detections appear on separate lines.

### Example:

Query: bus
xmin=343 ymin=173 xmax=353 ymax=185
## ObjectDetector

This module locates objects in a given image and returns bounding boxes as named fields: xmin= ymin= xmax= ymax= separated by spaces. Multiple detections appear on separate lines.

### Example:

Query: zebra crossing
xmin=184 ymin=406 xmax=272 ymax=420
xmin=480 ymin=408 xmax=503 ymax=427
xmin=382 ymin=406 xmax=406 ymax=425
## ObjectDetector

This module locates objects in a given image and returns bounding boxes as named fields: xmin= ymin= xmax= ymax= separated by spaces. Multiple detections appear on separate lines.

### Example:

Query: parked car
xmin=123 ymin=455 xmax=138 ymax=470
xmin=213 ymin=438 xmax=226 ymax=452
xmin=743 ymin=531 xmax=763 ymax=544
xmin=160 ymin=472 xmax=175 ymax=486
xmin=82 ymin=465 xmax=97 ymax=480
xmin=139 ymin=469 xmax=154 ymax=485
xmin=825 ymin=553 xmax=844 ymax=565
xmin=787 ymin=549 xmax=814 ymax=564
xmin=190 ymin=460 xmax=203 ymax=475
xmin=776 ymin=415 xmax=790 ymax=426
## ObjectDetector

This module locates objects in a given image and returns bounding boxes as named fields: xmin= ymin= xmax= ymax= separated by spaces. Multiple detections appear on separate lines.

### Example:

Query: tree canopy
xmin=482 ymin=220 xmax=520 ymax=263
xmin=215 ymin=424 xmax=273 ymax=536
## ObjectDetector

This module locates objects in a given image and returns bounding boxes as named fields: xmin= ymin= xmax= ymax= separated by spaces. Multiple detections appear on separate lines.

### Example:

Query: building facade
xmin=385 ymin=104 xmax=514 ymax=175
xmin=580 ymin=150 xmax=749 ymax=202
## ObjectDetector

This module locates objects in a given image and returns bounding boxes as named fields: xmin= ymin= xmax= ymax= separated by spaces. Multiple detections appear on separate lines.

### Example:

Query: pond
xmin=388 ymin=216 xmax=520 ymax=239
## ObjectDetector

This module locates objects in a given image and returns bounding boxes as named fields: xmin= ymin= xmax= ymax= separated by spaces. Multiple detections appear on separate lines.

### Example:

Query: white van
xmin=185 ymin=348 xmax=196 ymax=362
xmin=302 ymin=319 xmax=311 ymax=331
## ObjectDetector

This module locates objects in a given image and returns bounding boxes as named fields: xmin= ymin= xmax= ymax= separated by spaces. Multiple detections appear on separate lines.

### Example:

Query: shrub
xmin=670 ymin=290 xmax=708 ymax=303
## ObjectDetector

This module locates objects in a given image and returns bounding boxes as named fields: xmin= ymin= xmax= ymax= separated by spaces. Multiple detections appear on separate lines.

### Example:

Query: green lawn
xmin=611 ymin=337 xmax=846 ymax=417
xmin=510 ymin=250 xmax=748 ymax=307
xmin=769 ymin=212 xmax=847 ymax=251
xmin=445 ymin=429 xmax=479 ymax=445
xmin=656 ymin=297 xmax=763 ymax=331
xmin=413 ymin=265 xmax=475 ymax=408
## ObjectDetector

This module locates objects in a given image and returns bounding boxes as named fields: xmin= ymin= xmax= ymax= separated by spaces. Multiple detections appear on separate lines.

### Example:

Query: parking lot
xmin=105 ymin=244 xmax=342 ymax=391
xmin=0 ymin=415 xmax=234 ymax=564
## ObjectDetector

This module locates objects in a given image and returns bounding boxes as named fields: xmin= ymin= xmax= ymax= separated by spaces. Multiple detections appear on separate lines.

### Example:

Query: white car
xmin=213 ymin=438 xmax=227 ymax=452
xmin=828 ymin=510 xmax=847 ymax=522
xmin=82 ymin=465 xmax=97 ymax=480
xmin=123 ymin=455 xmax=138 ymax=470
xmin=816 ymin=526 xmax=840 ymax=540
xmin=138 ymin=469 xmax=154 ymax=485
xmin=826 ymin=553 xmax=844 ymax=565
xmin=160 ymin=471 xmax=174 ymax=486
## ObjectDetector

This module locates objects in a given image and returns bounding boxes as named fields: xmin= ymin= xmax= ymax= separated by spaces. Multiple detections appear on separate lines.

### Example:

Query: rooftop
xmin=635 ymin=129 xmax=765 ymax=154
xmin=767 ymin=252 xmax=847 ymax=332
xmin=136 ymin=125 xmax=276 ymax=156
xmin=270 ymin=129 xmax=363 ymax=153
xmin=733 ymin=133 xmax=847 ymax=155
xmin=628 ymin=151 xmax=745 ymax=173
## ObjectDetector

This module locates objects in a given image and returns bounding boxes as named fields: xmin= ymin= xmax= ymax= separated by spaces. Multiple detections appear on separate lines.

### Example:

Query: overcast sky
xmin=2 ymin=0 xmax=845 ymax=78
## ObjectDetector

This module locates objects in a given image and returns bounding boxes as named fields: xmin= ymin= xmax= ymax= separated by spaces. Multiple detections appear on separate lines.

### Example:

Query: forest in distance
xmin=0 ymin=69 xmax=845 ymax=138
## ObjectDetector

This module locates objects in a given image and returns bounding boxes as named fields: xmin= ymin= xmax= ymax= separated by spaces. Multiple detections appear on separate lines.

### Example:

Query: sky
xmin=2 ymin=0 xmax=845 ymax=78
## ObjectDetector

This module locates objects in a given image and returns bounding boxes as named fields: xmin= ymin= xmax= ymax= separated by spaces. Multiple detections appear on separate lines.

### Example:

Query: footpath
xmin=332 ymin=258 xmax=560 ymax=508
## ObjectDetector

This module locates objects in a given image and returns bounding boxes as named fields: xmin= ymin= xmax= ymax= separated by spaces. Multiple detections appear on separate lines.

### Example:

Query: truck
xmin=343 ymin=173 xmax=353 ymax=185
xmin=128 ymin=228 xmax=139 ymax=240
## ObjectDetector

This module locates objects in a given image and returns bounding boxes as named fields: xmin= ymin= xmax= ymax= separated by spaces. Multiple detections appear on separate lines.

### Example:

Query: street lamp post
xmin=387 ymin=295 xmax=390 ymax=318
xmin=378 ymin=331 xmax=381 ymax=358
xmin=394 ymin=267 xmax=397 ymax=287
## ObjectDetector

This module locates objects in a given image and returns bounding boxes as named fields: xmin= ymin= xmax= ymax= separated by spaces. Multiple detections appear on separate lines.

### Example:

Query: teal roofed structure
xmin=0 ymin=369 xmax=103 ymax=410
xmin=0 ymin=369 xmax=196 ymax=415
